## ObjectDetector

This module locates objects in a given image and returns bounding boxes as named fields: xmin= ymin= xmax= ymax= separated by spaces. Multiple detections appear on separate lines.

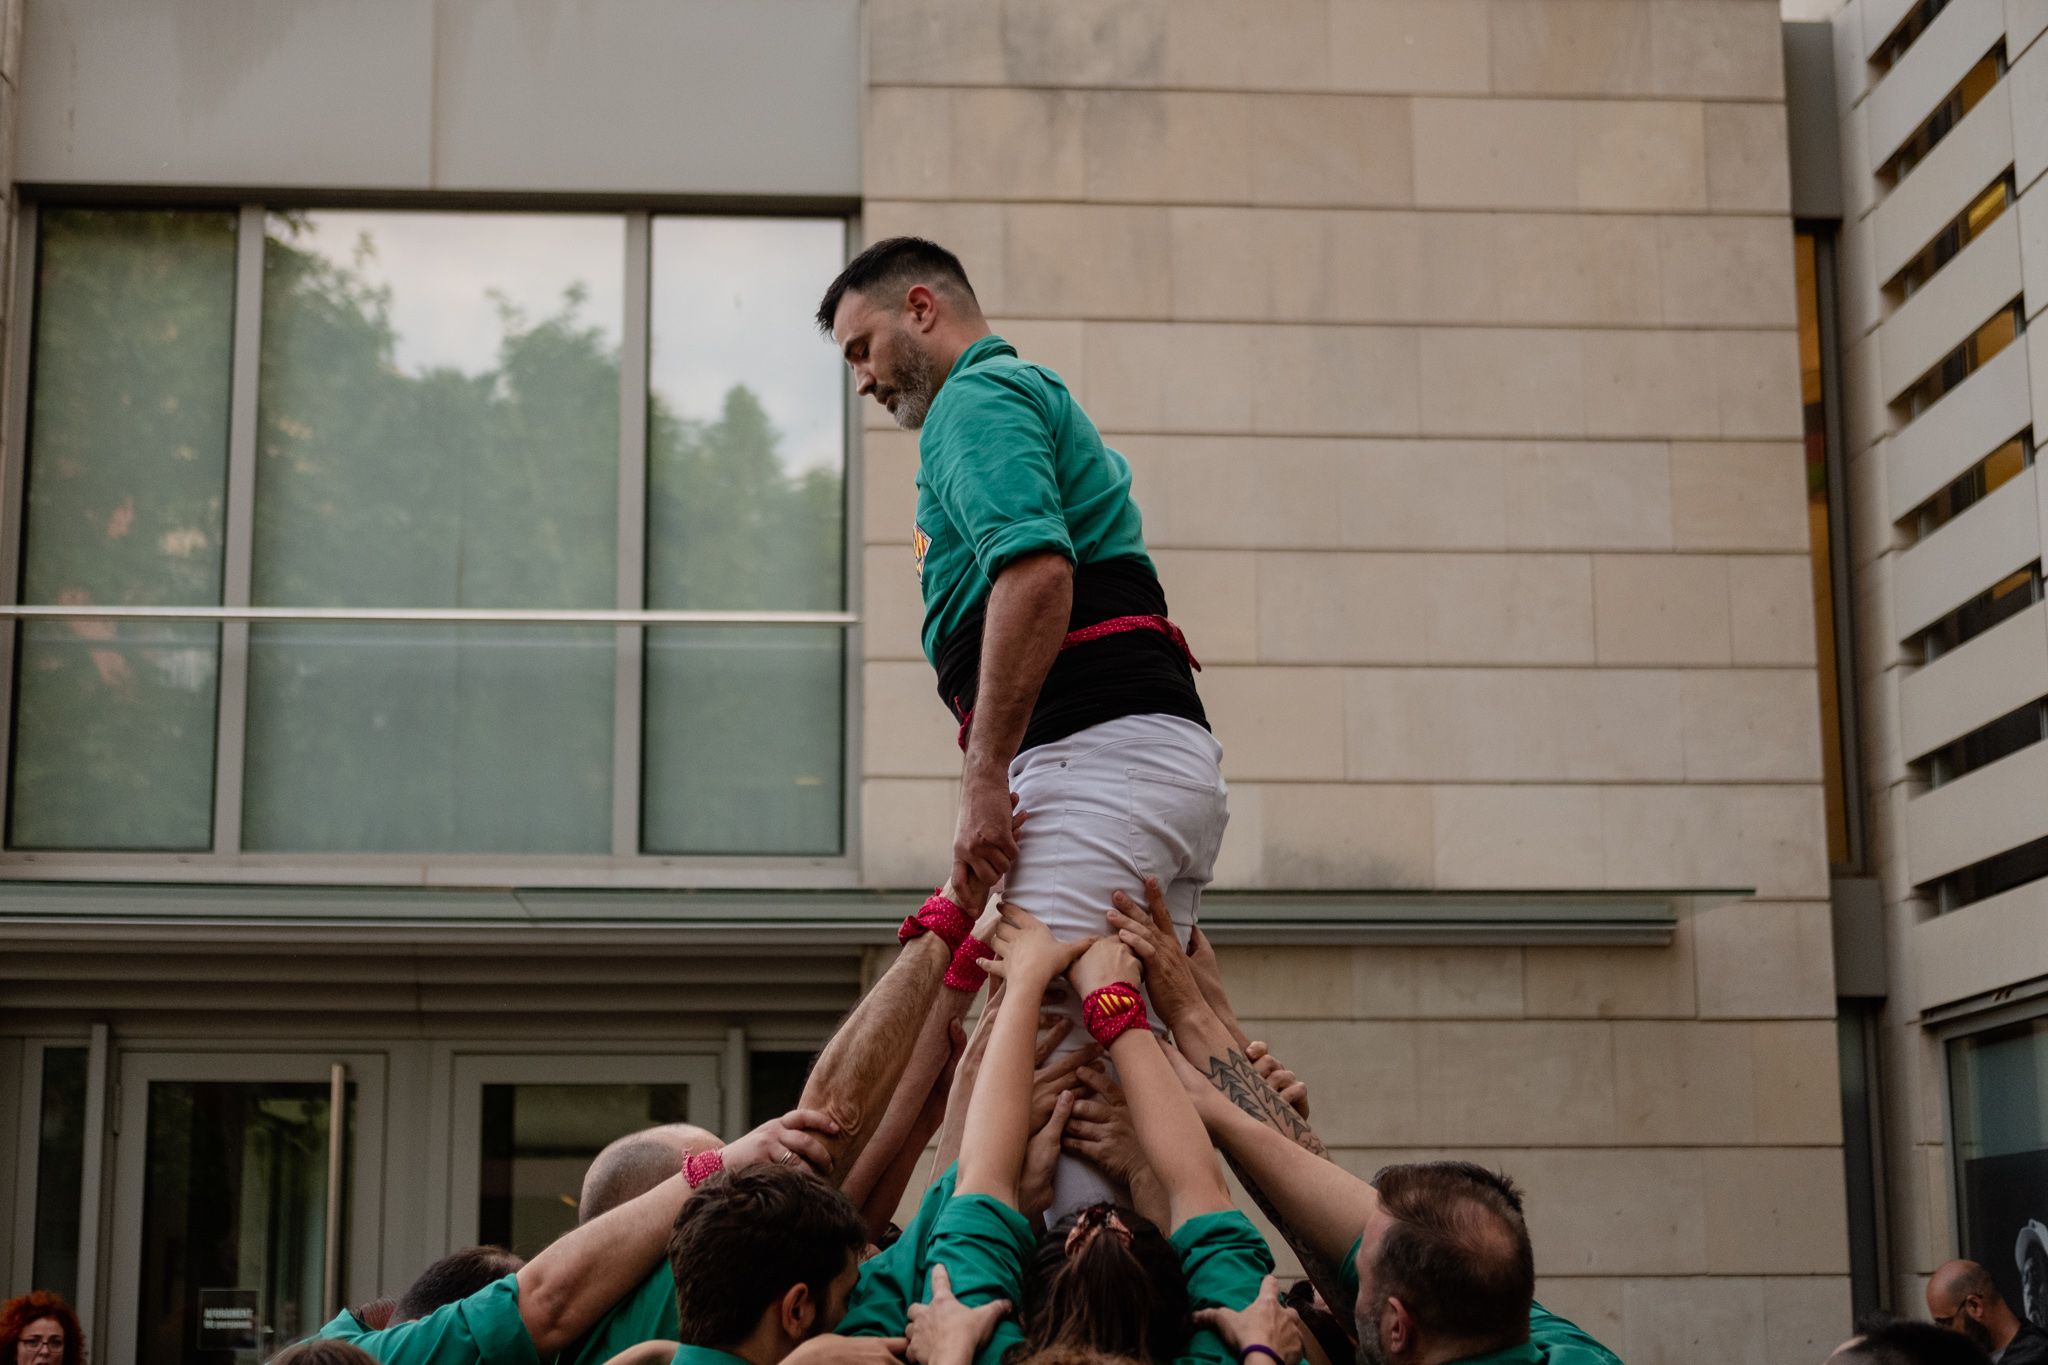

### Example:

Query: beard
xmin=880 ymin=332 xmax=940 ymax=430
xmin=1355 ymin=1294 xmax=1391 ymax=1365
xmin=1959 ymin=1316 xmax=1995 ymax=1353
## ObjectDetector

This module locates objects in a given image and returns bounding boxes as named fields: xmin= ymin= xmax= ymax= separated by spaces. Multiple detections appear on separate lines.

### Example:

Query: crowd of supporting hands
xmin=274 ymin=851 xmax=1611 ymax=1365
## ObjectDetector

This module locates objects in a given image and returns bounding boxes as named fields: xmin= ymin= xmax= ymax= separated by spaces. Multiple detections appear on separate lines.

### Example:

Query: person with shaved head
xmin=582 ymin=1125 xmax=724 ymax=1224
xmin=1927 ymin=1260 xmax=2048 ymax=1363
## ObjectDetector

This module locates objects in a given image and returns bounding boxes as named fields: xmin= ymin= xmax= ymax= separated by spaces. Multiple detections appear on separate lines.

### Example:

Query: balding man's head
xmin=1927 ymin=1260 xmax=2019 ymax=1356
xmin=578 ymin=1123 xmax=721 ymax=1224
xmin=1354 ymin=1162 xmax=1534 ymax=1365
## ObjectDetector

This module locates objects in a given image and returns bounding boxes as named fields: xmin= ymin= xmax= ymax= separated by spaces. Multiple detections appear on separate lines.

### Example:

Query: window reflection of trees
xmin=12 ymin=208 xmax=845 ymax=856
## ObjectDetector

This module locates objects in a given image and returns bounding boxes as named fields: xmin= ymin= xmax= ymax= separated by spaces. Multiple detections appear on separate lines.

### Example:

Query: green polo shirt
xmin=1340 ymin=1236 xmax=1619 ymax=1365
xmin=839 ymin=1162 xmax=961 ymax=1338
xmin=560 ymin=1264 xmax=677 ymax=1365
xmin=913 ymin=335 xmax=1153 ymax=664
xmin=1175 ymin=1210 xmax=1278 ymax=1365
xmin=316 ymin=1273 xmax=539 ymax=1365
xmin=670 ymin=1345 xmax=750 ymax=1365
xmin=922 ymin=1194 xmax=1034 ymax=1365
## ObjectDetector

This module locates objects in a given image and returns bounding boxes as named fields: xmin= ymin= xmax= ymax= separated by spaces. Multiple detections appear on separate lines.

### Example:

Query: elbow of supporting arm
xmin=516 ymin=1265 xmax=573 ymax=1357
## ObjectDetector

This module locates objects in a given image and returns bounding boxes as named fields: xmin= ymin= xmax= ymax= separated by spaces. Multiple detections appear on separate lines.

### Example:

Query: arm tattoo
xmin=1221 ymin=1151 xmax=1356 ymax=1332
xmin=1206 ymin=1050 xmax=1329 ymax=1158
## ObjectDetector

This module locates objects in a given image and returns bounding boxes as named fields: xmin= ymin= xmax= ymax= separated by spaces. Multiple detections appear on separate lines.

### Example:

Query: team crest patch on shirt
xmin=912 ymin=523 xmax=931 ymax=582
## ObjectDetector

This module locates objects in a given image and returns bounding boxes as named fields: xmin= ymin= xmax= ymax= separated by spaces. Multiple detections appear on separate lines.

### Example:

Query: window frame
xmin=0 ymin=197 xmax=865 ymax=885
xmin=1937 ymin=1000 xmax=2048 ymax=1293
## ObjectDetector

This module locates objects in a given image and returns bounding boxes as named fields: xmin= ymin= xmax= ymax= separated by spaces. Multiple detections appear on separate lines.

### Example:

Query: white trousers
xmin=998 ymin=712 xmax=1228 ymax=1221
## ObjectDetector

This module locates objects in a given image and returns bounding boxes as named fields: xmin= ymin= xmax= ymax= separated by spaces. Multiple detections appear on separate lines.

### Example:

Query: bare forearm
xmin=934 ymin=998 xmax=999 ymax=1171
xmin=861 ymin=1088 xmax=947 ymax=1237
xmin=518 ymin=1172 xmax=687 ymax=1354
xmin=957 ymin=973 xmax=1050 ymax=1202
xmin=843 ymin=992 xmax=967 ymax=1209
xmin=1107 ymin=1030 xmax=1231 ymax=1227
xmin=964 ymin=553 xmax=1071 ymax=778
xmin=1208 ymin=1105 xmax=1375 ymax=1269
xmin=799 ymin=933 xmax=950 ymax=1183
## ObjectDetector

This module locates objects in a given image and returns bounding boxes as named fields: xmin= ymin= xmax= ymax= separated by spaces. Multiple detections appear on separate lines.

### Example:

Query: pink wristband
xmin=683 ymin=1147 xmax=725 ymax=1188
xmin=1083 ymin=982 xmax=1150 ymax=1048
xmin=944 ymin=934 xmax=995 ymax=992
xmin=897 ymin=889 xmax=974 ymax=950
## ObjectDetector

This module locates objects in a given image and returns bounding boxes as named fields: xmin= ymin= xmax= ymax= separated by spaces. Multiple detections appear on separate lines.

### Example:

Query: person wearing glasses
xmin=0 ymin=1291 xmax=84 ymax=1365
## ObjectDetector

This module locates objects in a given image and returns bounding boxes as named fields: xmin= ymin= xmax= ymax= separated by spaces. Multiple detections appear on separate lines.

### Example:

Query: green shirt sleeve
xmin=1526 ymin=1302 xmax=1623 ymax=1364
xmin=924 ymin=1194 xmax=1035 ymax=1365
xmin=924 ymin=369 xmax=1075 ymax=579
xmin=1172 ymin=1210 xmax=1278 ymax=1365
xmin=556 ymin=1265 xmax=677 ymax=1365
xmin=840 ymin=1163 xmax=962 ymax=1338
xmin=342 ymin=1274 xmax=539 ymax=1365
xmin=1341 ymin=1233 xmax=1364 ymax=1309
xmin=315 ymin=1309 xmax=366 ymax=1341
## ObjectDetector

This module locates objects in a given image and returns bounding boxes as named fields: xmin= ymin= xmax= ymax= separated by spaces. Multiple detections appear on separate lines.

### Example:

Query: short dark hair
xmin=1836 ymin=1321 xmax=1993 ymax=1365
xmin=1366 ymin=1162 xmax=1534 ymax=1352
xmin=667 ymin=1164 xmax=868 ymax=1349
xmin=814 ymin=237 xmax=978 ymax=336
xmin=393 ymin=1246 xmax=525 ymax=1323
xmin=1021 ymin=1203 xmax=1191 ymax=1362
xmin=268 ymin=1342 xmax=381 ymax=1365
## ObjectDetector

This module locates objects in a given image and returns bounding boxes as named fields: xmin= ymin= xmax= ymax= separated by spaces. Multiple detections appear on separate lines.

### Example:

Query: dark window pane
xmin=31 ymin=1047 xmax=89 ymax=1299
xmin=1949 ymin=1018 xmax=2048 ymax=1330
xmin=478 ymin=1083 xmax=691 ymax=1256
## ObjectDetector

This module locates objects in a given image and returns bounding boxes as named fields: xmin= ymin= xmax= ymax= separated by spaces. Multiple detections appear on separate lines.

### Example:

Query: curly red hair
xmin=0 ymin=1291 xmax=86 ymax=1365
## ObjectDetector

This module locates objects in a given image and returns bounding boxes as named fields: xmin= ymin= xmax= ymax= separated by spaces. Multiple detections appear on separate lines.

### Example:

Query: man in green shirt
xmin=309 ymin=1109 xmax=838 ymax=1365
xmin=818 ymin=238 xmax=1227 ymax=1218
xmin=666 ymin=1164 xmax=907 ymax=1365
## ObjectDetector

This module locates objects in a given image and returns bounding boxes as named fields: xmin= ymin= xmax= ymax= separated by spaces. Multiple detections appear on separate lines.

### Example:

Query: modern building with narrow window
xmin=0 ymin=2 xmax=2038 ymax=1362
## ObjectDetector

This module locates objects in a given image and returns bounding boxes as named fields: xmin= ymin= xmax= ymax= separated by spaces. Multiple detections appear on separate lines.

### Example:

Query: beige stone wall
xmin=858 ymin=3 xmax=1847 ymax=1359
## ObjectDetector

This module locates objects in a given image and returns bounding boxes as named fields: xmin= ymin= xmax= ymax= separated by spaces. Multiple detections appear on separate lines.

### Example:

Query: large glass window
xmin=1795 ymin=231 xmax=1854 ymax=867
xmin=9 ymin=210 xmax=237 ymax=849
xmin=5 ymin=206 xmax=850 ymax=862
xmin=244 ymin=212 xmax=622 ymax=853
xmin=1950 ymin=1017 xmax=2048 ymax=1331
xmin=643 ymin=218 xmax=846 ymax=855
xmin=478 ymin=1081 xmax=693 ymax=1255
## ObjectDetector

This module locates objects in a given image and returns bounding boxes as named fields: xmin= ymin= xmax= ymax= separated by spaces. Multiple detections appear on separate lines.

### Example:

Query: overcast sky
xmin=278 ymin=211 xmax=845 ymax=475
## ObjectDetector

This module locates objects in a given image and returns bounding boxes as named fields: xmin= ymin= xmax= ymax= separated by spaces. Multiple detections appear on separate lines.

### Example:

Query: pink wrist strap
xmin=683 ymin=1147 xmax=725 ymax=1188
xmin=944 ymin=935 xmax=995 ymax=992
xmin=897 ymin=889 xmax=974 ymax=949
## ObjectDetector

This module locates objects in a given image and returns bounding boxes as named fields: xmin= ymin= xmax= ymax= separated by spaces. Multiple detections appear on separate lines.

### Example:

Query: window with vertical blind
xmin=4 ymin=206 xmax=849 ymax=861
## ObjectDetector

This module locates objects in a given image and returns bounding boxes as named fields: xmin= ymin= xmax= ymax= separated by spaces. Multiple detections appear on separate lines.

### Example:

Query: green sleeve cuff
xmin=974 ymin=515 xmax=1074 ymax=580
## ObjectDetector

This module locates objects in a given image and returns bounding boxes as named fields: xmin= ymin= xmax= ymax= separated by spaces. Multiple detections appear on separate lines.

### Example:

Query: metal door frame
xmin=103 ymin=1049 xmax=387 ymax=1365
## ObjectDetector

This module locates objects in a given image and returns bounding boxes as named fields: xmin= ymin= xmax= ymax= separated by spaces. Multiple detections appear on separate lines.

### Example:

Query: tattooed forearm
xmin=1220 ymin=1149 xmax=1357 ymax=1332
xmin=1206 ymin=1050 xmax=1330 ymax=1157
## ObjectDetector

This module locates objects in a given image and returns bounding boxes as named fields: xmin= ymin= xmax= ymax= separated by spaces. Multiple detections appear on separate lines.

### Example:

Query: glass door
xmin=105 ymin=1052 xmax=386 ymax=1365
xmin=447 ymin=1052 xmax=720 ymax=1255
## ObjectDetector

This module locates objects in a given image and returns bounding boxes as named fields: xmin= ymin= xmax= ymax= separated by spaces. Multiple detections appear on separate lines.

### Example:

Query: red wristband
xmin=1083 ymin=982 xmax=1150 ymax=1047
xmin=897 ymin=889 xmax=974 ymax=949
xmin=944 ymin=934 xmax=995 ymax=992
xmin=683 ymin=1147 xmax=725 ymax=1189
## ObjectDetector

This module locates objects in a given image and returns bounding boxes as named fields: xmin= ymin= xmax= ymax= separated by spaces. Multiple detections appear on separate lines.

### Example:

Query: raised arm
xmin=1171 ymin=1052 xmax=1379 ymax=1272
xmin=1069 ymin=938 xmax=1231 ymax=1230
xmin=801 ymin=863 xmax=1020 ymax=1185
xmin=517 ymin=1110 xmax=836 ymax=1355
xmin=956 ymin=904 xmax=1089 ymax=1205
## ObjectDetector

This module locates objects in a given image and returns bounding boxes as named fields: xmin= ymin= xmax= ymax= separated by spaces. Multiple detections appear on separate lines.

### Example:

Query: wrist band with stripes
xmin=1083 ymin=981 xmax=1149 ymax=1047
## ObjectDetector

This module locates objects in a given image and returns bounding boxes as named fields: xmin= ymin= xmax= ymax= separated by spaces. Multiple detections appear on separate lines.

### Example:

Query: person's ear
xmin=905 ymin=283 xmax=937 ymax=331
xmin=1382 ymin=1297 xmax=1415 ymax=1359
xmin=779 ymin=1282 xmax=816 ymax=1340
